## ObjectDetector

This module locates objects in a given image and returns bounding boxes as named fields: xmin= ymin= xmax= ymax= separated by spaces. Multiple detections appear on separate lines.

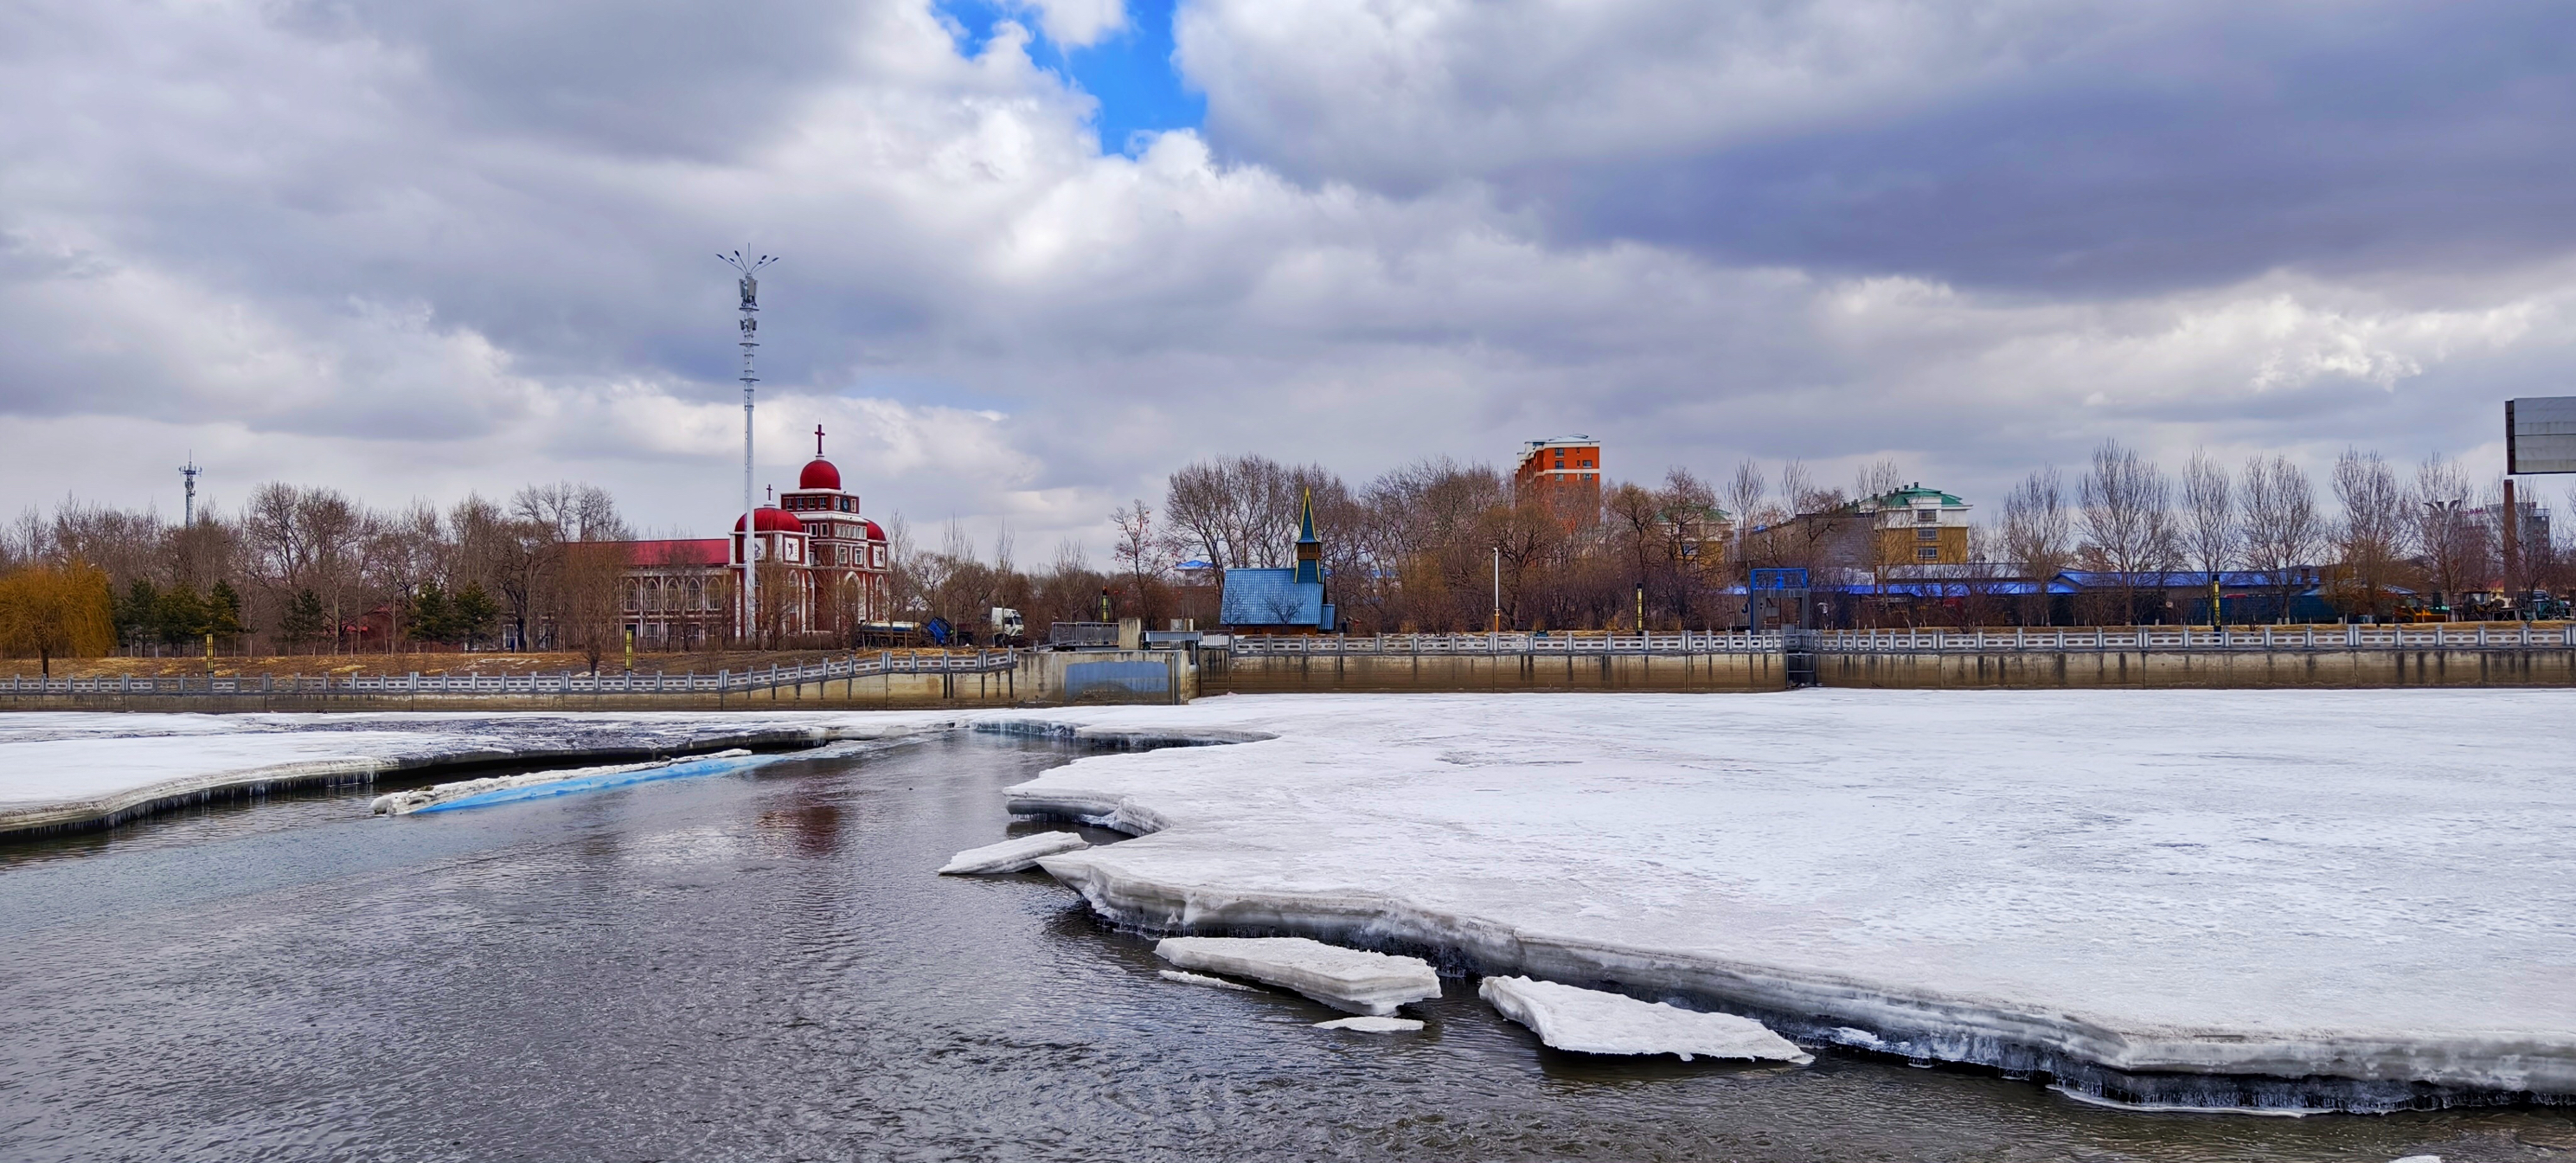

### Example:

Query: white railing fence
xmin=1806 ymin=623 xmax=2576 ymax=653
xmin=1227 ymin=632 xmax=1781 ymax=656
xmin=3 ymin=649 xmax=1017 ymax=697
xmin=14 ymin=626 xmax=2573 ymax=695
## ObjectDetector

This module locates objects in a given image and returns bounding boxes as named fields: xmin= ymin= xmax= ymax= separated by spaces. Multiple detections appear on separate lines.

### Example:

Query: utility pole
xmin=1491 ymin=547 xmax=1503 ymax=632
xmin=2503 ymin=477 xmax=2521 ymax=615
xmin=721 ymin=251 xmax=777 ymax=646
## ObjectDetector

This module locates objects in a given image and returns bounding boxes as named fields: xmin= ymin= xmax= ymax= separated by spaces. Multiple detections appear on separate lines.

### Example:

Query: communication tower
xmin=721 ymin=250 xmax=778 ymax=639
xmin=180 ymin=455 xmax=202 ymax=526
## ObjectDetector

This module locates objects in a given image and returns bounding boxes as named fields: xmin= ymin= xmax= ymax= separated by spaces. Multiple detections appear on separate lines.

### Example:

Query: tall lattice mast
xmin=721 ymin=250 xmax=777 ymax=641
xmin=180 ymin=454 xmax=201 ymax=526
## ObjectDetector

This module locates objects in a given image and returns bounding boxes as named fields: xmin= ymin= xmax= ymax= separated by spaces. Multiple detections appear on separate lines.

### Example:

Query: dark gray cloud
xmin=1186 ymin=0 xmax=2576 ymax=296
xmin=3 ymin=0 xmax=2573 ymax=549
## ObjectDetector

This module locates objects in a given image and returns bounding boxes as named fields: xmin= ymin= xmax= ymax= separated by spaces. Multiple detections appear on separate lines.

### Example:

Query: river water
xmin=2 ymin=733 xmax=2567 ymax=1162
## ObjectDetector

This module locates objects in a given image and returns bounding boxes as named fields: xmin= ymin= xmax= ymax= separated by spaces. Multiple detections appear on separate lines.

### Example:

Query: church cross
xmin=814 ymin=424 xmax=826 ymax=457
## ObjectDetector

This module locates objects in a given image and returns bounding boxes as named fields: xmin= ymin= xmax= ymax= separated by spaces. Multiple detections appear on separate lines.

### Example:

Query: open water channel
xmin=2 ymin=732 xmax=2568 ymax=1162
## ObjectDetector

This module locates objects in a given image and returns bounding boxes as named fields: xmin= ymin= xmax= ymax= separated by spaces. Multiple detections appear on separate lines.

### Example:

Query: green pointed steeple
xmin=1294 ymin=488 xmax=1322 ymax=585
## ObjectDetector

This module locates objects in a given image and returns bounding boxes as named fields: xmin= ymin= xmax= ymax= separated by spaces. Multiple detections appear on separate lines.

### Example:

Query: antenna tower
xmin=721 ymin=250 xmax=778 ymax=642
xmin=180 ymin=455 xmax=202 ymax=526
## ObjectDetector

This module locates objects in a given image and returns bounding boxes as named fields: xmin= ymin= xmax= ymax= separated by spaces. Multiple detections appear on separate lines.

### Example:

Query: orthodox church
xmin=619 ymin=427 xmax=893 ymax=647
xmin=1217 ymin=490 xmax=1336 ymax=633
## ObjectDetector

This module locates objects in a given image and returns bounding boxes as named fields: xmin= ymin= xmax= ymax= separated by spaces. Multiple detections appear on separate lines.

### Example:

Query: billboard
xmin=2508 ymin=397 xmax=2576 ymax=475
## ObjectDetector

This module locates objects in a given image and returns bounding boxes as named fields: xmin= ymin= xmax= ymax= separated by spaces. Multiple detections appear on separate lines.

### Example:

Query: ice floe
xmin=370 ymin=749 xmax=783 ymax=815
xmin=0 ymin=710 xmax=958 ymax=834
xmin=1153 ymin=936 xmax=1441 ymax=1016
xmin=1479 ymin=976 xmax=1809 ymax=1063
xmin=1158 ymin=969 xmax=1262 ymax=992
xmin=1314 ymin=1016 xmax=1424 ymax=1032
xmin=938 ymin=831 xmax=1090 ymax=874
xmin=1003 ymin=691 xmax=2576 ymax=1109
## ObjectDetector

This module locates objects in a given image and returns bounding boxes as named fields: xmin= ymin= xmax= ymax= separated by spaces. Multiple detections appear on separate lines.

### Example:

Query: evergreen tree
xmin=154 ymin=583 xmax=210 ymax=646
xmin=408 ymin=582 xmax=453 ymax=644
xmin=280 ymin=588 xmax=327 ymax=652
xmin=452 ymin=582 xmax=499 ymax=649
xmin=116 ymin=578 xmax=158 ymax=651
xmin=208 ymin=581 xmax=247 ymax=639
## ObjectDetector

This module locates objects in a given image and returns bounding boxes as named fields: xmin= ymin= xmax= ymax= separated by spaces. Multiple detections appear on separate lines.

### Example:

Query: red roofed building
xmin=618 ymin=426 xmax=894 ymax=647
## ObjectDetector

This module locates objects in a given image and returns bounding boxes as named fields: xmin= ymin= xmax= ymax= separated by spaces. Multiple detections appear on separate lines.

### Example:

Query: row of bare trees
xmin=10 ymin=437 xmax=2564 ymax=668
xmin=863 ymin=442 xmax=2576 ymax=639
xmin=0 ymin=481 xmax=638 ymax=659
xmin=1989 ymin=442 xmax=2563 ymax=624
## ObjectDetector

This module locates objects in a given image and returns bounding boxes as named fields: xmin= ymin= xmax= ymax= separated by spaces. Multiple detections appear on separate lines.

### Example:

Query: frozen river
xmin=0 ymin=729 xmax=2566 ymax=1161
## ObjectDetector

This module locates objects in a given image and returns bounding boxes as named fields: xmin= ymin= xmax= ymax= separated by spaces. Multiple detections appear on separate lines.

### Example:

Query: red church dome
xmin=798 ymin=458 xmax=841 ymax=491
xmin=735 ymin=507 xmax=804 ymax=533
xmin=861 ymin=519 xmax=886 ymax=541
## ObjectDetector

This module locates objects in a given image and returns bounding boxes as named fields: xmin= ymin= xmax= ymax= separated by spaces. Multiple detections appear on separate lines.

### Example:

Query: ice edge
xmin=1016 ymin=784 xmax=2572 ymax=1114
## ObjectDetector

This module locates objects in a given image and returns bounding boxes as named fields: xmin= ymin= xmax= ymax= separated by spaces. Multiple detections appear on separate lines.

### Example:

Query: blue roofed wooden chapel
xmin=1217 ymin=490 xmax=1337 ymax=633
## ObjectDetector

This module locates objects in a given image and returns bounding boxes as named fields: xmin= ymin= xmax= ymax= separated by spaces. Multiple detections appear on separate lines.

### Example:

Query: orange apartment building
xmin=1514 ymin=436 xmax=1602 ymax=500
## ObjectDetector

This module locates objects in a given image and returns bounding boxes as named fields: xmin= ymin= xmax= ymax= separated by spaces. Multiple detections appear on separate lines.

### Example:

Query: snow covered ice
xmin=1150 ymin=936 xmax=1441 ymax=1016
xmin=1159 ymin=969 xmax=1262 ymax=992
xmin=1480 ymin=976 xmax=1810 ymax=1063
xmin=0 ymin=710 xmax=957 ymax=834
xmin=23 ymin=691 xmax=2576 ymax=1108
xmin=1314 ymin=1016 xmax=1424 ymax=1032
xmin=373 ymin=749 xmax=780 ymax=815
xmin=1003 ymin=690 xmax=2576 ymax=1109
xmin=937 ymin=831 xmax=1089 ymax=874
xmin=371 ymin=759 xmax=675 ymax=813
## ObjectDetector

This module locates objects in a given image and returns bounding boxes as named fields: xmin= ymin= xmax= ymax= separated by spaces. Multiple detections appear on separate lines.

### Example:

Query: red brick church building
xmin=619 ymin=427 xmax=893 ymax=647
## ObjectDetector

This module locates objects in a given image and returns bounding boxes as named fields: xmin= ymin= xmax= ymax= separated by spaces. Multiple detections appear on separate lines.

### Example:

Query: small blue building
xmin=1218 ymin=492 xmax=1336 ymax=633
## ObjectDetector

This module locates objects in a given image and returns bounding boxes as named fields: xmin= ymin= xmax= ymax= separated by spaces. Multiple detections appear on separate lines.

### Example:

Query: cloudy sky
xmin=5 ymin=0 xmax=2572 ymax=551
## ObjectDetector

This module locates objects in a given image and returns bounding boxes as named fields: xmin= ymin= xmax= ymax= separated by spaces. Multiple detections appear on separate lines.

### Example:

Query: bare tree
xmin=241 ymin=484 xmax=375 ymax=652
xmin=555 ymin=542 xmax=631 ymax=671
xmin=2001 ymin=466 xmax=2072 ymax=626
xmin=2076 ymin=440 xmax=2177 ymax=624
xmin=2181 ymin=449 xmax=2237 ymax=626
xmin=509 ymin=482 xmax=629 ymax=651
xmin=1110 ymin=500 xmax=1161 ymax=624
xmin=1852 ymin=459 xmax=1906 ymax=503
xmin=2409 ymin=454 xmax=2484 ymax=618
xmin=1163 ymin=454 xmax=1311 ymax=573
xmin=2240 ymin=456 xmax=2323 ymax=623
xmin=2331 ymin=448 xmax=2407 ymax=620
xmin=512 ymin=482 xmax=631 ymax=543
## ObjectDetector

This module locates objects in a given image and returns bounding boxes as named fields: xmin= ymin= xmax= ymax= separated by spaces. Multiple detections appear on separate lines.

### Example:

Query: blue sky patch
xmin=939 ymin=0 xmax=1205 ymax=156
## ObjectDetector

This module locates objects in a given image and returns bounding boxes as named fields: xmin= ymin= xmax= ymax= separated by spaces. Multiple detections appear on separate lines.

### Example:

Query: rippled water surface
xmin=3 ymin=733 xmax=2570 ymax=1162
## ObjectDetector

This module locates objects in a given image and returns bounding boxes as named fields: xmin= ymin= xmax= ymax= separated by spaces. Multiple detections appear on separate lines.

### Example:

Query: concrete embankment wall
xmin=1208 ymin=651 xmax=1784 ymax=694
xmin=1211 ymin=647 xmax=2575 ymax=693
xmin=2 ymin=650 xmax=1195 ymax=713
xmin=1817 ymin=649 xmax=2576 ymax=689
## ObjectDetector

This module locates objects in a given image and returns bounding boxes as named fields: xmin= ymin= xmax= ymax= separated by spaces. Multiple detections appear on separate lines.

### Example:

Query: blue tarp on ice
xmin=412 ymin=751 xmax=783 ymax=813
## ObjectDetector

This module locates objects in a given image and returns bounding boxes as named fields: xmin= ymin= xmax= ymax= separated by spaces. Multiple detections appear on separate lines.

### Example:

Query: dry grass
xmin=10 ymin=647 xmax=984 ymax=680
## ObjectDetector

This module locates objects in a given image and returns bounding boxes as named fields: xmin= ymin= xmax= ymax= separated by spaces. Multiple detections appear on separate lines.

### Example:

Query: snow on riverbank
xmin=0 ymin=711 xmax=958 ymax=834
xmin=1000 ymin=691 xmax=2576 ymax=1108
